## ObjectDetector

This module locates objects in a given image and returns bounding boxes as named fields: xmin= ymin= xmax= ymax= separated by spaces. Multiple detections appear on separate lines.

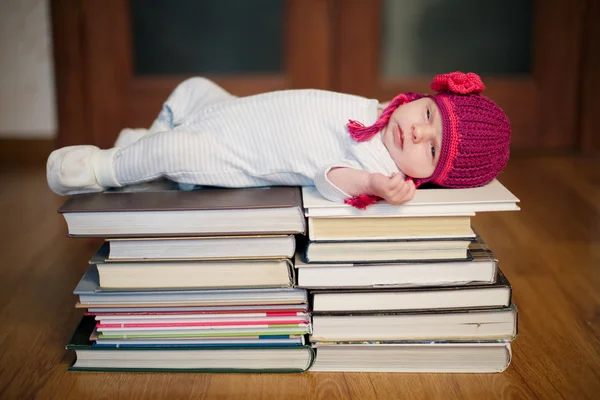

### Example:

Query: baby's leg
xmin=148 ymin=77 xmax=237 ymax=134
xmin=114 ymin=129 xmax=216 ymax=186
xmin=47 ymin=129 xmax=211 ymax=195
xmin=114 ymin=128 xmax=150 ymax=148
xmin=114 ymin=77 xmax=237 ymax=148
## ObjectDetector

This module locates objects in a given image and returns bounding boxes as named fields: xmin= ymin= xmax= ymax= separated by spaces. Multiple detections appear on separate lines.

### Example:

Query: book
xmin=95 ymin=316 xmax=311 ymax=329
xmin=74 ymin=265 xmax=308 ymax=307
xmin=104 ymin=235 xmax=296 ymax=260
xmin=58 ymin=185 xmax=305 ymax=237
xmin=91 ymin=313 xmax=313 ymax=339
xmin=93 ymin=312 xmax=311 ymax=325
xmin=295 ymin=235 xmax=498 ymax=288
xmin=89 ymin=315 xmax=313 ymax=340
xmin=310 ymin=270 xmax=511 ymax=313
xmin=94 ymin=337 xmax=306 ymax=348
xmin=96 ymin=324 xmax=312 ymax=335
xmin=68 ymin=346 xmax=316 ymax=373
xmin=310 ymin=342 xmax=511 ymax=373
xmin=97 ymin=327 xmax=312 ymax=339
xmin=93 ymin=311 xmax=307 ymax=323
xmin=91 ymin=245 xmax=295 ymax=290
xmin=310 ymin=305 xmax=518 ymax=342
xmin=95 ymin=323 xmax=312 ymax=336
xmin=86 ymin=304 xmax=309 ymax=314
xmin=307 ymin=215 xmax=475 ymax=241
xmin=90 ymin=311 xmax=309 ymax=318
xmin=302 ymin=179 xmax=520 ymax=217
xmin=66 ymin=317 xmax=315 ymax=372
xmin=94 ymin=315 xmax=311 ymax=331
xmin=302 ymin=238 xmax=472 ymax=263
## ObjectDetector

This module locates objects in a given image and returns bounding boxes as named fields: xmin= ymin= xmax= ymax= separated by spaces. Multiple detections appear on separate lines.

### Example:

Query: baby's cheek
xmin=401 ymin=161 xmax=434 ymax=179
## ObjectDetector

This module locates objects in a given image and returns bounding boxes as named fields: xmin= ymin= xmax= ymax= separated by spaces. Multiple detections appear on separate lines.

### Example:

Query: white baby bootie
xmin=46 ymin=145 xmax=122 ymax=195
xmin=114 ymin=128 xmax=148 ymax=148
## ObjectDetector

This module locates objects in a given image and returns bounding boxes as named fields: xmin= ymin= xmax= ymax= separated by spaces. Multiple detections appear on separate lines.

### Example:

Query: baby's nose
xmin=412 ymin=124 xmax=434 ymax=142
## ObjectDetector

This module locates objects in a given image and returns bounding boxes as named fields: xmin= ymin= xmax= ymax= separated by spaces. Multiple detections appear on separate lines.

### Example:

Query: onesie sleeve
xmin=313 ymin=160 xmax=362 ymax=203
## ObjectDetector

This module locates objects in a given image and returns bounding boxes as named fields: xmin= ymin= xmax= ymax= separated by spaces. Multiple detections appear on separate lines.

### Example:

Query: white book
xmin=70 ymin=347 xmax=314 ymax=372
xmin=94 ymin=337 xmax=306 ymax=346
xmin=302 ymin=239 xmax=471 ymax=263
xmin=307 ymin=215 xmax=475 ymax=241
xmin=74 ymin=265 xmax=308 ymax=306
xmin=295 ymin=235 xmax=498 ymax=288
xmin=310 ymin=342 xmax=512 ymax=373
xmin=96 ymin=315 xmax=311 ymax=325
xmin=310 ymin=306 xmax=517 ymax=342
xmin=87 ymin=304 xmax=309 ymax=313
xmin=302 ymin=179 xmax=520 ymax=217
xmin=106 ymin=235 xmax=296 ymax=260
xmin=90 ymin=241 xmax=296 ymax=290
xmin=95 ymin=258 xmax=294 ymax=290
xmin=310 ymin=270 xmax=511 ymax=312
xmin=58 ymin=184 xmax=305 ymax=237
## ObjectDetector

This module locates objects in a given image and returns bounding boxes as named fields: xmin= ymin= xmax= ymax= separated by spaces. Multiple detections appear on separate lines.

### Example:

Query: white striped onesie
xmin=113 ymin=78 xmax=402 ymax=202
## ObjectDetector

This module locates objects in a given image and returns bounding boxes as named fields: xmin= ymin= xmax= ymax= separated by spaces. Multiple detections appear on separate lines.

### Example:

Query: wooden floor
xmin=1 ymin=154 xmax=599 ymax=399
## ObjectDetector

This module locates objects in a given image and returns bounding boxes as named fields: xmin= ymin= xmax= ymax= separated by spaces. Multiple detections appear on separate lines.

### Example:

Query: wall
xmin=0 ymin=0 xmax=57 ymax=138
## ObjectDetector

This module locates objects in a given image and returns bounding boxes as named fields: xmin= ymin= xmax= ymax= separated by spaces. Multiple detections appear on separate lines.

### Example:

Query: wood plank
xmin=286 ymin=0 xmax=334 ymax=90
xmin=579 ymin=0 xmax=600 ymax=153
xmin=532 ymin=0 xmax=586 ymax=149
xmin=0 ymin=138 xmax=55 ymax=167
xmin=335 ymin=0 xmax=380 ymax=98
xmin=81 ymin=0 xmax=131 ymax=149
xmin=1 ymin=154 xmax=600 ymax=398
xmin=50 ymin=0 xmax=88 ymax=148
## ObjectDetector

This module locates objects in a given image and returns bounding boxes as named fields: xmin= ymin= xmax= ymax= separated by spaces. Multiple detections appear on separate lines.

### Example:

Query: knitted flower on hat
xmin=344 ymin=71 xmax=511 ymax=210
xmin=430 ymin=72 xmax=485 ymax=94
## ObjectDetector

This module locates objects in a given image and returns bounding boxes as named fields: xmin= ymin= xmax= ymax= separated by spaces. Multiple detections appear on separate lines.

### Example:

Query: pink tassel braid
xmin=347 ymin=93 xmax=411 ymax=141
xmin=344 ymin=93 xmax=413 ymax=209
xmin=344 ymin=194 xmax=379 ymax=210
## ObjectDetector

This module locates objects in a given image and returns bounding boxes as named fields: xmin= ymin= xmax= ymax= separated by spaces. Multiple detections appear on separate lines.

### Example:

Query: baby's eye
xmin=431 ymin=144 xmax=436 ymax=158
xmin=426 ymin=109 xmax=431 ymax=121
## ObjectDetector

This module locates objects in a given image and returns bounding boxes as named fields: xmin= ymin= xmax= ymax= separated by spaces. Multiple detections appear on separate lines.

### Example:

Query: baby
xmin=46 ymin=71 xmax=510 ymax=208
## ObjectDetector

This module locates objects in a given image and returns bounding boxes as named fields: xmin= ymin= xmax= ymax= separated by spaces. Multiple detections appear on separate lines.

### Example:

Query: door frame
xmin=51 ymin=0 xmax=334 ymax=148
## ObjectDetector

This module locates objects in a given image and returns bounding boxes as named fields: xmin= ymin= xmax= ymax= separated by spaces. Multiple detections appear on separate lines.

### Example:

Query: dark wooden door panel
xmin=53 ymin=0 xmax=334 ymax=149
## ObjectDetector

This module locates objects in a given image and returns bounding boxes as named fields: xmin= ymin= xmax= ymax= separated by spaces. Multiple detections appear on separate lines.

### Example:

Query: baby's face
xmin=382 ymin=97 xmax=443 ymax=179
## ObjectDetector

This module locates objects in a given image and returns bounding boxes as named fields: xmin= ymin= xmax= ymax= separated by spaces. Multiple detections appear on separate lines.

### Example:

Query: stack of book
xmin=298 ymin=179 xmax=520 ymax=373
xmin=59 ymin=180 xmax=315 ymax=372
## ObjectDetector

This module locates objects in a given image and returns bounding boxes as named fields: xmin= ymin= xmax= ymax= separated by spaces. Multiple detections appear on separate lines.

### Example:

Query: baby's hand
xmin=368 ymin=173 xmax=416 ymax=205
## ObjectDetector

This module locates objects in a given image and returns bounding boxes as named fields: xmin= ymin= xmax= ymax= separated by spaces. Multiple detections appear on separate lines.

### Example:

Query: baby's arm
xmin=326 ymin=167 xmax=416 ymax=205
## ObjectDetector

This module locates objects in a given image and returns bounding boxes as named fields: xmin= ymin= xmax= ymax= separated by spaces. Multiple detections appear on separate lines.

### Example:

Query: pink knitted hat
xmin=345 ymin=72 xmax=511 ymax=209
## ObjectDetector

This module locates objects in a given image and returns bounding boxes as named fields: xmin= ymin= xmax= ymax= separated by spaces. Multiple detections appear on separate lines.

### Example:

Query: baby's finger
xmin=391 ymin=179 xmax=410 ymax=199
xmin=397 ymin=180 xmax=416 ymax=203
xmin=388 ymin=179 xmax=413 ymax=203
xmin=388 ymin=173 xmax=406 ymax=190
xmin=381 ymin=176 xmax=400 ymax=197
